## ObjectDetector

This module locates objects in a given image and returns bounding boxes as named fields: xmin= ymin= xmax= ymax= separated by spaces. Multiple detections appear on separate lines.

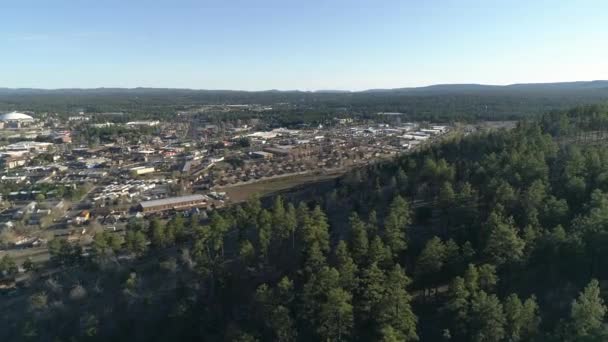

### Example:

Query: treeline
xmin=4 ymin=105 xmax=608 ymax=341
xmin=3 ymin=87 xmax=608 ymax=123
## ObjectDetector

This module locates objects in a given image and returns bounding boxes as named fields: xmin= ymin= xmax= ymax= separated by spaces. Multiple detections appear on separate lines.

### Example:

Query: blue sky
xmin=1 ymin=0 xmax=607 ymax=90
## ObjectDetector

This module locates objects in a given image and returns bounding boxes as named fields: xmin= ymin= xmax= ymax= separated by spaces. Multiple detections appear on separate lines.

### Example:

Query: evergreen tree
xmin=369 ymin=236 xmax=392 ymax=267
xmin=285 ymin=203 xmax=298 ymax=249
xmin=239 ymin=239 xmax=256 ymax=265
xmin=469 ymin=291 xmax=506 ymax=342
xmin=269 ymin=305 xmax=296 ymax=342
xmin=504 ymin=293 xmax=540 ymax=342
xmin=245 ymin=194 xmax=262 ymax=220
xmin=22 ymin=257 xmax=35 ymax=273
xmin=257 ymin=209 xmax=272 ymax=260
xmin=358 ymin=262 xmax=387 ymax=321
xmin=124 ymin=230 xmax=148 ymax=256
xmin=367 ymin=210 xmax=379 ymax=236
xmin=0 ymin=254 xmax=18 ymax=277
xmin=377 ymin=264 xmax=418 ymax=341
xmin=349 ymin=212 xmax=369 ymax=264
xmin=318 ymin=288 xmax=354 ymax=342
xmin=304 ymin=242 xmax=327 ymax=275
xmin=209 ymin=211 xmax=229 ymax=257
xmin=311 ymin=205 xmax=331 ymax=252
xmin=570 ymin=279 xmax=607 ymax=339
xmin=335 ymin=241 xmax=359 ymax=293
xmin=150 ymin=219 xmax=169 ymax=248
xmin=443 ymin=277 xmax=470 ymax=338
xmin=271 ymin=196 xmax=289 ymax=244
xmin=170 ymin=214 xmax=186 ymax=242
xmin=379 ymin=325 xmax=405 ymax=342
xmin=300 ymin=267 xmax=340 ymax=334
xmin=415 ymin=236 xmax=446 ymax=295
xmin=444 ymin=239 xmax=463 ymax=277
xmin=464 ymin=264 xmax=480 ymax=293
xmin=484 ymin=212 xmax=525 ymax=266
xmin=384 ymin=195 xmax=411 ymax=256
xmin=477 ymin=264 xmax=498 ymax=292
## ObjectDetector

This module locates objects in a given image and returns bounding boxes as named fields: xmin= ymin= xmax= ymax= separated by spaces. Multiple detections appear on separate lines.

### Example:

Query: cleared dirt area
xmin=217 ymin=170 xmax=344 ymax=203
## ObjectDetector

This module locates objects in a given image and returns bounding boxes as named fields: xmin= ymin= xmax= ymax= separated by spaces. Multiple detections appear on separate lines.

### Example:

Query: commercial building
xmin=263 ymin=146 xmax=291 ymax=157
xmin=0 ymin=112 xmax=34 ymax=128
xmin=263 ymin=145 xmax=314 ymax=158
xmin=126 ymin=120 xmax=160 ymax=127
xmin=251 ymin=151 xmax=274 ymax=159
xmin=138 ymin=194 xmax=207 ymax=213
xmin=1 ymin=156 xmax=28 ymax=170
xmin=5 ymin=141 xmax=53 ymax=152
xmin=130 ymin=166 xmax=156 ymax=175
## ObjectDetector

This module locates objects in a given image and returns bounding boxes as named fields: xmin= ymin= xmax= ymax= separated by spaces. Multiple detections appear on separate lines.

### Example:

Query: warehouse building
xmin=130 ymin=166 xmax=156 ymax=176
xmin=138 ymin=194 xmax=207 ymax=213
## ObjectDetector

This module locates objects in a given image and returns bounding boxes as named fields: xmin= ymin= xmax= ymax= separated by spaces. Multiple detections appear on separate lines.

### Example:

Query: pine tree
xmin=570 ymin=279 xmax=607 ymax=339
xmin=469 ymin=291 xmax=506 ymax=342
xmin=272 ymin=196 xmax=287 ymax=241
xmin=464 ymin=264 xmax=480 ymax=294
xmin=369 ymin=236 xmax=392 ymax=267
xmin=170 ymin=214 xmax=186 ymax=242
xmin=245 ymin=194 xmax=262 ymax=220
xmin=0 ymin=254 xmax=18 ymax=277
xmin=311 ymin=205 xmax=331 ymax=252
xmin=477 ymin=264 xmax=498 ymax=292
xmin=124 ymin=230 xmax=148 ymax=256
xmin=349 ymin=212 xmax=369 ymax=264
xmin=358 ymin=262 xmax=387 ymax=321
xmin=276 ymin=276 xmax=295 ymax=305
xmin=520 ymin=296 xmax=540 ymax=340
xmin=238 ymin=240 xmax=256 ymax=265
xmin=377 ymin=264 xmax=418 ymax=341
xmin=384 ymin=195 xmax=411 ymax=256
xmin=300 ymin=267 xmax=340 ymax=333
xmin=257 ymin=209 xmax=272 ymax=260
xmin=443 ymin=276 xmax=470 ymax=338
xmin=415 ymin=237 xmax=446 ymax=295
xmin=335 ymin=241 xmax=359 ymax=293
xmin=367 ymin=210 xmax=379 ymax=236
xmin=269 ymin=305 xmax=297 ymax=342
xmin=444 ymin=239 xmax=463 ymax=277
xmin=379 ymin=325 xmax=405 ymax=342
xmin=439 ymin=181 xmax=456 ymax=209
xmin=285 ymin=203 xmax=298 ymax=249
xmin=484 ymin=213 xmax=525 ymax=266
xmin=150 ymin=218 xmax=168 ymax=248
xmin=304 ymin=242 xmax=326 ymax=275
xmin=504 ymin=293 xmax=540 ymax=342
xmin=318 ymin=288 xmax=354 ymax=342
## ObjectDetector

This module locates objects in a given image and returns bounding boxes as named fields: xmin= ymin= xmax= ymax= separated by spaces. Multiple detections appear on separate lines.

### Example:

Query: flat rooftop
xmin=139 ymin=194 xmax=206 ymax=208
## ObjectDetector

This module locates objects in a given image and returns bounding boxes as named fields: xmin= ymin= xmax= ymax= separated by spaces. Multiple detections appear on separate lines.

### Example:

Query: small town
xmin=0 ymin=108 xmax=451 ymax=265
xmin=3 ymin=2 xmax=608 ymax=340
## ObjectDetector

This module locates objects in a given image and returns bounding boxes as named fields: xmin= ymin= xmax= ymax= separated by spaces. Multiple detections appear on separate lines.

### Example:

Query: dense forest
xmin=4 ymin=104 xmax=608 ymax=341
xmin=2 ymin=82 xmax=608 ymax=123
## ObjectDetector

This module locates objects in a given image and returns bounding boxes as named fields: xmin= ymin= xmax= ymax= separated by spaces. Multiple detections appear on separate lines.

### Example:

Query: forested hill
xmin=2 ymin=81 xmax=608 ymax=122
xmin=5 ymin=104 xmax=608 ymax=341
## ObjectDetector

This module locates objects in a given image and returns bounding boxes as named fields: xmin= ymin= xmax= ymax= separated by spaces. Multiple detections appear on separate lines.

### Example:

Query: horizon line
xmin=0 ymin=79 xmax=607 ymax=93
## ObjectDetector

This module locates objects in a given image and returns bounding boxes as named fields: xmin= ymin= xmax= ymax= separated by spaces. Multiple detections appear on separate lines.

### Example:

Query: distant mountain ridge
xmin=2 ymin=80 xmax=608 ymax=123
xmin=363 ymin=80 xmax=608 ymax=93
xmin=1 ymin=80 xmax=608 ymax=94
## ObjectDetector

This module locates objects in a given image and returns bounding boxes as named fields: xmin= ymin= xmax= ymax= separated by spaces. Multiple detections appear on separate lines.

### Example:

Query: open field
xmin=218 ymin=170 xmax=345 ymax=203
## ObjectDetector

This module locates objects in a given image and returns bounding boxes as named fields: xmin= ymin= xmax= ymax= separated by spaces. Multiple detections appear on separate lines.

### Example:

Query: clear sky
xmin=1 ymin=0 xmax=607 ymax=90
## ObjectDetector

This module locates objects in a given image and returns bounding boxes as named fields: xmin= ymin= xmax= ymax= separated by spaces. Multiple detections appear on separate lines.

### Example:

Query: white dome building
xmin=0 ymin=112 xmax=34 ymax=122
xmin=0 ymin=111 xmax=35 ymax=128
